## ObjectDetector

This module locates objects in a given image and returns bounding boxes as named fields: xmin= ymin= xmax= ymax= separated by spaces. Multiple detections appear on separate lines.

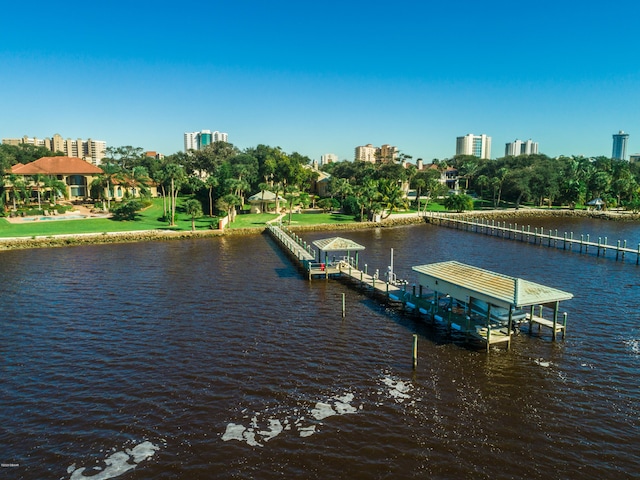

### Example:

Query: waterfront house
xmin=5 ymin=156 xmax=104 ymax=203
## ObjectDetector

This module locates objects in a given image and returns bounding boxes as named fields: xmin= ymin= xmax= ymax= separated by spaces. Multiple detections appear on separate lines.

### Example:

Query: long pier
xmin=425 ymin=212 xmax=640 ymax=264
xmin=265 ymin=224 xmax=568 ymax=351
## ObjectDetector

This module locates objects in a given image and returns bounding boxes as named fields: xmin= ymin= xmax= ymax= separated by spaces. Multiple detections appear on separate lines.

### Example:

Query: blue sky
xmin=1 ymin=1 xmax=639 ymax=162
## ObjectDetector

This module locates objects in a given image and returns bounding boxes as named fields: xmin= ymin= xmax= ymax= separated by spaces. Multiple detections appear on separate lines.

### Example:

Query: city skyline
xmin=1 ymin=1 xmax=638 ymax=162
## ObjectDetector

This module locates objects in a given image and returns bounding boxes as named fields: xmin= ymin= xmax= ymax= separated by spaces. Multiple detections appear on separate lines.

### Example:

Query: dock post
xmin=622 ymin=240 xmax=627 ymax=260
xmin=419 ymin=285 xmax=423 ymax=298
xmin=597 ymin=237 xmax=601 ymax=257
xmin=616 ymin=240 xmax=620 ymax=260
xmin=580 ymin=234 xmax=584 ymax=253
xmin=586 ymin=234 xmax=590 ymax=253
xmin=570 ymin=232 xmax=574 ymax=250
xmin=552 ymin=302 xmax=559 ymax=341
xmin=412 ymin=334 xmax=418 ymax=369
xmin=342 ymin=293 xmax=346 ymax=318
xmin=604 ymin=237 xmax=608 ymax=255
xmin=637 ymin=244 xmax=640 ymax=265
xmin=562 ymin=312 xmax=567 ymax=339
xmin=529 ymin=306 xmax=534 ymax=334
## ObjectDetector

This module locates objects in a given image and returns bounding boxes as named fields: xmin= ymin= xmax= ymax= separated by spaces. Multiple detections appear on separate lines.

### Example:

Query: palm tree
xmin=126 ymin=166 xmax=151 ymax=198
xmin=91 ymin=163 xmax=122 ymax=211
xmin=216 ymin=193 xmax=241 ymax=221
xmin=284 ymin=185 xmax=299 ymax=225
xmin=205 ymin=176 xmax=218 ymax=217
xmin=184 ymin=198 xmax=203 ymax=232
xmin=378 ymin=179 xmax=409 ymax=219
xmin=43 ymin=175 xmax=68 ymax=206
xmin=163 ymin=164 xmax=186 ymax=226
xmin=31 ymin=174 xmax=44 ymax=209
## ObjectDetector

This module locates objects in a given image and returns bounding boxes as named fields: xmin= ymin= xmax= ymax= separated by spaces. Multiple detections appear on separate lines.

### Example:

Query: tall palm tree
xmin=205 ymin=176 xmax=218 ymax=217
xmin=163 ymin=163 xmax=186 ymax=226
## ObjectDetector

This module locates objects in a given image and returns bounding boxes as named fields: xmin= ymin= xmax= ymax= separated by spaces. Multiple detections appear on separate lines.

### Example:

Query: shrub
xmin=111 ymin=200 xmax=142 ymax=220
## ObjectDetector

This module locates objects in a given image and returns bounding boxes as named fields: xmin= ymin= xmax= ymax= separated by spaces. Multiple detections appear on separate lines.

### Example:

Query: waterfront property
xmin=5 ymin=156 xmax=104 ymax=201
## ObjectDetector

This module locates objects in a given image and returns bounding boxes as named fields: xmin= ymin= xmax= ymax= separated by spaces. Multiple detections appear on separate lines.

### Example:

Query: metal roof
xmin=312 ymin=237 xmax=366 ymax=252
xmin=247 ymin=190 xmax=285 ymax=202
xmin=412 ymin=260 xmax=573 ymax=308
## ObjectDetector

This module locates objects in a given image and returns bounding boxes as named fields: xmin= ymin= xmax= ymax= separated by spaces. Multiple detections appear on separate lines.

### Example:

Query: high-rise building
xmin=184 ymin=130 xmax=229 ymax=152
xmin=456 ymin=134 xmax=491 ymax=159
xmin=354 ymin=143 xmax=398 ymax=163
xmin=1 ymin=134 xmax=106 ymax=164
xmin=505 ymin=139 xmax=538 ymax=157
xmin=612 ymin=130 xmax=629 ymax=160
xmin=320 ymin=153 xmax=338 ymax=166
xmin=355 ymin=144 xmax=378 ymax=163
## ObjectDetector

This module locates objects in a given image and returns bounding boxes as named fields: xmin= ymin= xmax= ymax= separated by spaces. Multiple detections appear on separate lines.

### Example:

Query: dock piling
xmin=412 ymin=334 xmax=418 ymax=369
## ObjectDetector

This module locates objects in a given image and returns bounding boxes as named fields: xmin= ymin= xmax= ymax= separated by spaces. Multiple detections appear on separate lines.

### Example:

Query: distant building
xmin=378 ymin=144 xmax=398 ymax=163
xmin=145 ymin=151 xmax=165 ymax=160
xmin=629 ymin=154 xmax=640 ymax=164
xmin=184 ymin=130 xmax=228 ymax=152
xmin=612 ymin=130 xmax=629 ymax=160
xmin=456 ymin=134 xmax=491 ymax=159
xmin=1 ymin=134 xmax=106 ymax=165
xmin=320 ymin=153 xmax=338 ymax=166
xmin=354 ymin=143 xmax=398 ymax=163
xmin=505 ymin=139 xmax=538 ymax=157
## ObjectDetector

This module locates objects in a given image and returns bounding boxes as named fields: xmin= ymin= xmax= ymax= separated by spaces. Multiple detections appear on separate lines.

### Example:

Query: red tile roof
xmin=9 ymin=157 xmax=104 ymax=175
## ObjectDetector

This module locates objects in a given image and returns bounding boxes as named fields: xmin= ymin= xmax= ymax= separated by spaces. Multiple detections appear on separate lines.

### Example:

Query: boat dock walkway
xmin=265 ymin=224 xmax=571 ymax=352
xmin=425 ymin=212 xmax=640 ymax=264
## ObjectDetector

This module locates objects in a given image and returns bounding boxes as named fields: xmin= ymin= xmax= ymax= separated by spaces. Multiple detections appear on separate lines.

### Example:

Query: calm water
xmin=1 ymin=218 xmax=639 ymax=479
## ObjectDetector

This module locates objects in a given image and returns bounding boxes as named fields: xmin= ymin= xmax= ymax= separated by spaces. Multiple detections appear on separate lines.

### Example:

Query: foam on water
xmin=222 ymin=391 xmax=360 ymax=446
xmin=380 ymin=375 xmax=413 ymax=403
xmin=67 ymin=441 xmax=159 ymax=479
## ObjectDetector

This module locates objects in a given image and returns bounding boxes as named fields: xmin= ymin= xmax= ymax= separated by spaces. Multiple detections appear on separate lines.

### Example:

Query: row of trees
xmin=450 ymin=154 xmax=640 ymax=210
xmin=3 ymin=143 xmax=640 ymax=223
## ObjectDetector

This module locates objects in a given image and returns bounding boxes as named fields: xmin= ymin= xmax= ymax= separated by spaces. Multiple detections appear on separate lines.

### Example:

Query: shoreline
xmin=0 ymin=208 xmax=637 ymax=251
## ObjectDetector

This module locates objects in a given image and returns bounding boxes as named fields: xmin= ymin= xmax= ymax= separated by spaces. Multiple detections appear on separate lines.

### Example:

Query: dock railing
xmin=425 ymin=211 xmax=640 ymax=264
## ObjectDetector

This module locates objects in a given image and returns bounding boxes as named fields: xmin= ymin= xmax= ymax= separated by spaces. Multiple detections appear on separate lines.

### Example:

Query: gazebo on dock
xmin=412 ymin=261 xmax=574 ymax=350
xmin=312 ymin=237 xmax=365 ymax=270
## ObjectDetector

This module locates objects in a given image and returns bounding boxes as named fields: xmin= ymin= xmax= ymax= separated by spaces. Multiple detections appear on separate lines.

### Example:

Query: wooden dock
xmin=425 ymin=212 xmax=640 ymax=264
xmin=266 ymin=224 xmax=571 ymax=351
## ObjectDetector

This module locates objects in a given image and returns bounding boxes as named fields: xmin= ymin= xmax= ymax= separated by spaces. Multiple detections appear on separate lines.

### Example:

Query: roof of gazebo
xmin=312 ymin=237 xmax=366 ymax=252
xmin=248 ymin=190 xmax=284 ymax=202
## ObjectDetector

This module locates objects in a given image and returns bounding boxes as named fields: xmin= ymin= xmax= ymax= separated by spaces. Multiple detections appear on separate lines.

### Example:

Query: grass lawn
xmin=0 ymin=197 xmax=219 ymax=238
xmin=228 ymin=213 xmax=280 ymax=229
xmin=0 ymin=199 xmax=454 ymax=239
xmin=275 ymin=212 xmax=356 ymax=227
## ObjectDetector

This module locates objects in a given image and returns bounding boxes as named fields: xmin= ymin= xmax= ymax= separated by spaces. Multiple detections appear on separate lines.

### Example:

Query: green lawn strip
xmin=228 ymin=213 xmax=279 ymax=228
xmin=0 ymin=197 xmax=219 ymax=238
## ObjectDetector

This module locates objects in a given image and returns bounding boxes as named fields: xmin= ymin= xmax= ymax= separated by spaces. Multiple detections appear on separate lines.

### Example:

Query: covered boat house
xmin=412 ymin=261 xmax=574 ymax=350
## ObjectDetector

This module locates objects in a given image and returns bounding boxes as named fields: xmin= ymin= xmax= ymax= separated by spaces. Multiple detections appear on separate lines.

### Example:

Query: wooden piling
xmin=412 ymin=334 xmax=418 ymax=369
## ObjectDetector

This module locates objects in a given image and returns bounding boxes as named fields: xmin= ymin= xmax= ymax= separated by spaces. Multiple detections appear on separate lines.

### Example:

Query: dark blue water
xmin=1 ymin=218 xmax=639 ymax=479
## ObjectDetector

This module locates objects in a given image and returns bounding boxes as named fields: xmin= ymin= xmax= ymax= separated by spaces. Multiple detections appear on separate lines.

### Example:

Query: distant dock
xmin=425 ymin=212 xmax=640 ymax=264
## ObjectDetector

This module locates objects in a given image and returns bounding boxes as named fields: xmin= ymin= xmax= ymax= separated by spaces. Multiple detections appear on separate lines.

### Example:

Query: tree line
xmin=2 ymin=143 xmax=640 ymax=222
